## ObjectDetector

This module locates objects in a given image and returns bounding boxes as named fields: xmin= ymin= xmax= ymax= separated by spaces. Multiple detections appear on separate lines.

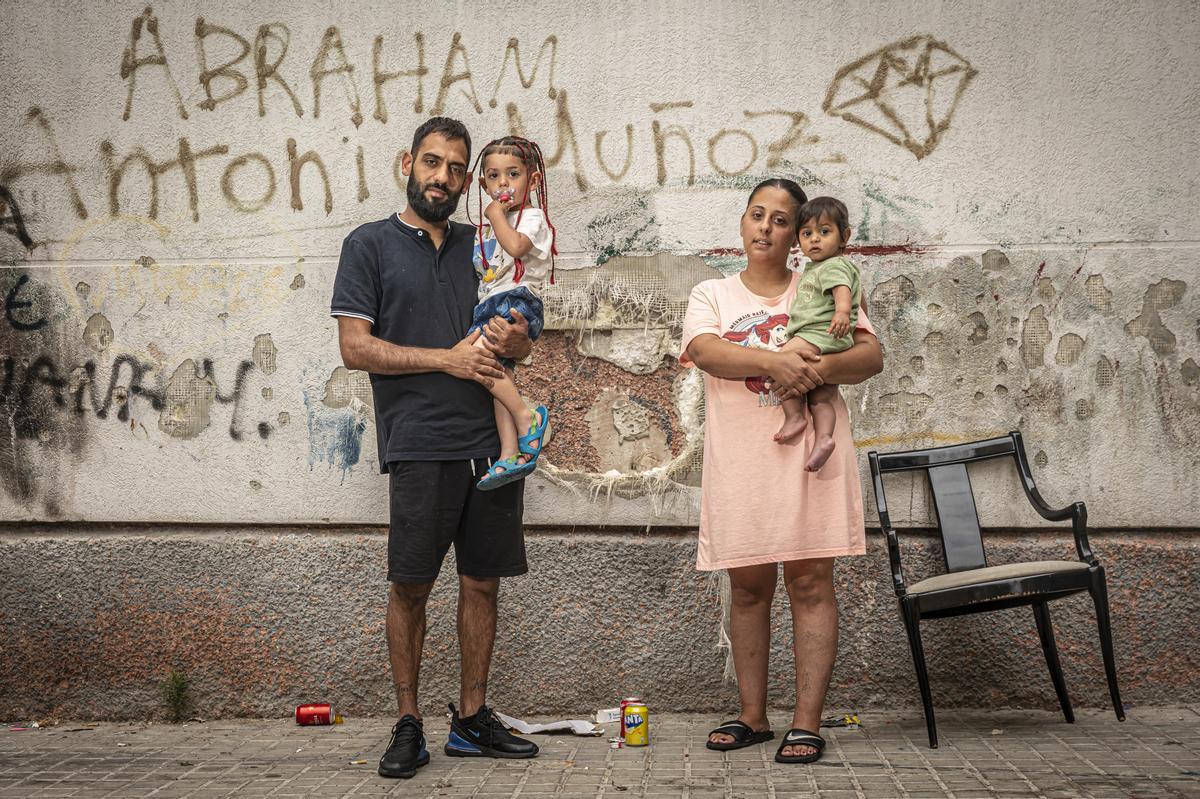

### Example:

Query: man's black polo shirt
xmin=330 ymin=213 xmax=498 ymax=469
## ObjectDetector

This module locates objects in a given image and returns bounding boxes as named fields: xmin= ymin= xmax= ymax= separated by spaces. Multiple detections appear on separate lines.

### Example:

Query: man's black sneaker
xmin=378 ymin=715 xmax=430 ymax=778
xmin=445 ymin=703 xmax=539 ymax=759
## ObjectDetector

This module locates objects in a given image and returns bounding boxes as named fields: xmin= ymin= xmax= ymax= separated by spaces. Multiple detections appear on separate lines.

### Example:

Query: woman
xmin=680 ymin=179 xmax=882 ymax=763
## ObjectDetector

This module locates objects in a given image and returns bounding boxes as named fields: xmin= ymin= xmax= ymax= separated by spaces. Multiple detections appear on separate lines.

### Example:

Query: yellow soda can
xmin=623 ymin=703 xmax=649 ymax=746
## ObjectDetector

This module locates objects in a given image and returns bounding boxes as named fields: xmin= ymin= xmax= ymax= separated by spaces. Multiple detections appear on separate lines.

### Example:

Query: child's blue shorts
xmin=469 ymin=285 xmax=545 ymax=370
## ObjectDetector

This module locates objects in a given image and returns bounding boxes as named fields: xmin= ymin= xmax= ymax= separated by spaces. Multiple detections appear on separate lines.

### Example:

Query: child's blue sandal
xmin=517 ymin=406 xmax=550 ymax=464
xmin=476 ymin=457 xmax=525 ymax=491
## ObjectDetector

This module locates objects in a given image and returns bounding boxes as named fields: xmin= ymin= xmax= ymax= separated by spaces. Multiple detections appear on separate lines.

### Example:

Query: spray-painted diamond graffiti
xmin=823 ymin=35 xmax=977 ymax=160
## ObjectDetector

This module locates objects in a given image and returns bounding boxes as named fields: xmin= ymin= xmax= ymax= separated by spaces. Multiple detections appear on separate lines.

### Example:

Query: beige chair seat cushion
xmin=907 ymin=560 xmax=1089 ymax=595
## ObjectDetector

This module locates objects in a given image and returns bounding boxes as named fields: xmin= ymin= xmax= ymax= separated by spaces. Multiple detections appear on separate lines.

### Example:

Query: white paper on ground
xmin=493 ymin=710 xmax=603 ymax=736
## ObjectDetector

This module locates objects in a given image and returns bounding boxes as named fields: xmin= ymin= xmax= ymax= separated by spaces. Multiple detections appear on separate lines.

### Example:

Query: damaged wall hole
xmin=82 ymin=313 xmax=114 ymax=352
xmin=1055 ymin=333 xmax=1085 ymax=365
xmin=1085 ymin=275 xmax=1111 ymax=311
xmin=877 ymin=391 xmax=934 ymax=428
xmin=321 ymin=366 xmax=373 ymax=411
xmin=1020 ymin=306 xmax=1051 ymax=368
xmin=1037 ymin=278 xmax=1055 ymax=301
xmin=966 ymin=311 xmax=988 ymax=344
xmin=251 ymin=334 xmax=277 ymax=375
xmin=1180 ymin=358 xmax=1199 ymax=386
xmin=1125 ymin=278 xmax=1187 ymax=355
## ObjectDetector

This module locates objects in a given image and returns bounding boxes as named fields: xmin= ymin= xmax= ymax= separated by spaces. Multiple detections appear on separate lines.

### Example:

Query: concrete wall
xmin=2 ymin=1 xmax=1199 ymax=717
xmin=3 ymin=528 xmax=1197 ymax=720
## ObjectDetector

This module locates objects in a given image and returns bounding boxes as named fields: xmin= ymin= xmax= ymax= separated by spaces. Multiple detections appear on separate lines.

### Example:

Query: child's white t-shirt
xmin=474 ymin=207 xmax=554 ymax=301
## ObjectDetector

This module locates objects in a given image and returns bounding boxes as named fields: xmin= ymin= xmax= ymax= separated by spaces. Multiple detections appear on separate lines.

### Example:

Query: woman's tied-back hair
xmin=411 ymin=116 xmax=472 ymax=163
xmin=798 ymin=196 xmax=851 ymax=241
xmin=747 ymin=178 xmax=809 ymax=228
xmin=469 ymin=136 xmax=559 ymax=284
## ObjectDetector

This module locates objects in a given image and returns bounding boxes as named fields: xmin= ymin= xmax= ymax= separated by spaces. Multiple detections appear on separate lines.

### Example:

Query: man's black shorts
xmin=387 ymin=459 xmax=527 ymax=583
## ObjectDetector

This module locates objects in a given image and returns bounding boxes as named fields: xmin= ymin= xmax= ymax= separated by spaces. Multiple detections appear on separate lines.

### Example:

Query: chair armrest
xmin=883 ymin=526 xmax=907 ymax=596
xmin=1068 ymin=502 xmax=1098 ymax=566
xmin=1011 ymin=432 xmax=1098 ymax=566
xmin=1023 ymin=482 xmax=1076 ymax=522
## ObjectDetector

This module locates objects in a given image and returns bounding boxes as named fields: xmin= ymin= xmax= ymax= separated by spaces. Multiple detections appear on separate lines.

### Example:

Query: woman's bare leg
xmin=781 ymin=557 xmax=837 ymax=758
xmin=708 ymin=563 xmax=777 ymax=745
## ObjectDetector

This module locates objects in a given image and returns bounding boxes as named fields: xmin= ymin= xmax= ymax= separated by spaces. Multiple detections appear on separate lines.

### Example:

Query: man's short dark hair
xmin=411 ymin=117 xmax=472 ymax=163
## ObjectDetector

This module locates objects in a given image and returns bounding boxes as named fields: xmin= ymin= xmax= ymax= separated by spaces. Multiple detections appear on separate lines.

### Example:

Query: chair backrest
xmin=868 ymin=435 xmax=1017 ymax=574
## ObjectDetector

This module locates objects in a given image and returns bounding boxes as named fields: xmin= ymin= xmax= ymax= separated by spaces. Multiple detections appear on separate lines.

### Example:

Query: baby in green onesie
xmin=774 ymin=196 xmax=860 ymax=472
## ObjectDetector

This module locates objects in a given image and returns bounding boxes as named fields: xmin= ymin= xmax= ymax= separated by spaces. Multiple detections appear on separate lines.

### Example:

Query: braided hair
xmin=468 ymin=136 xmax=559 ymax=285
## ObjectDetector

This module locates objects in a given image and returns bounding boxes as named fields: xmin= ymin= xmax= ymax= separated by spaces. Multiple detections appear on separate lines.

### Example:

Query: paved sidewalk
xmin=1 ymin=708 xmax=1197 ymax=798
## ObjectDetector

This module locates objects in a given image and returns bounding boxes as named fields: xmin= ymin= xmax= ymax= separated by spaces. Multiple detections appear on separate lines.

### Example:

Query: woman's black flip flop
xmin=774 ymin=728 xmax=825 ymax=763
xmin=705 ymin=720 xmax=775 ymax=751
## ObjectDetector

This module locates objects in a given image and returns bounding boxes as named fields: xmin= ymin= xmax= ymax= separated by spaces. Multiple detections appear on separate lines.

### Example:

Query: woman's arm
xmin=772 ymin=295 xmax=884 ymax=399
xmin=686 ymin=334 xmax=824 ymax=394
xmin=815 ymin=328 xmax=883 ymax=385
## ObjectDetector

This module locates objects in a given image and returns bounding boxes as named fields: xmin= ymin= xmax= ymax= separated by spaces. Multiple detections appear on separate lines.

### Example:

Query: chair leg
xmin=1089 ymin=567 xmax=1126 ymax=721
xmin=1033 ymin=602 xmax=1074 ymax=723
xmin=901 ymin=599 xmax=937 ymax=748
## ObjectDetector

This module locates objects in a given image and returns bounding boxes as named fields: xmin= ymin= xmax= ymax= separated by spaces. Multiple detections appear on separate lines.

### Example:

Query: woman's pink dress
xmin=680 ymin=272 xmax=876 ymax=570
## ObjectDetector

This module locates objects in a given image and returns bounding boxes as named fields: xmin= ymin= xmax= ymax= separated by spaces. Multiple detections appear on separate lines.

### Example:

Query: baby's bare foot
xmin=805 ymin=435 xmax=836 ymax=471
xmin=774 ymin=413 xmax=808 ymax=444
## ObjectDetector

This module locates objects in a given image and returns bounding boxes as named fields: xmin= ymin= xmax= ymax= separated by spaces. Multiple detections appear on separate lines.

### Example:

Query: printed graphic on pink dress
xmin=721 ymin=312 xmax=789 ymax=396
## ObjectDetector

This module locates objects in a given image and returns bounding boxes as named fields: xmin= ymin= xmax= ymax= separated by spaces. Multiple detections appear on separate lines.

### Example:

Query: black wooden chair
xmin=867 ymin=431 xmax=1124 ymax=748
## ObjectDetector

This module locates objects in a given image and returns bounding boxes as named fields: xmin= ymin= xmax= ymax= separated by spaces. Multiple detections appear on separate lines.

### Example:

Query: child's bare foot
xmin=774 ymin=413 xmax=808 ymax=444
xmin=805 ymin=435 xmax=836 ymax=471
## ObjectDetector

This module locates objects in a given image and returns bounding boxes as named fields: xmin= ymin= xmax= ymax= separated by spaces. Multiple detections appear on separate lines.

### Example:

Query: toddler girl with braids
xmin=470 ymin=136 xmax=556 ymax=490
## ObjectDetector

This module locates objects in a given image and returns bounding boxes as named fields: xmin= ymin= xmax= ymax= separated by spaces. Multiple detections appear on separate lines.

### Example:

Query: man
xmin=330 ymin=117 xmax=539 ymax=779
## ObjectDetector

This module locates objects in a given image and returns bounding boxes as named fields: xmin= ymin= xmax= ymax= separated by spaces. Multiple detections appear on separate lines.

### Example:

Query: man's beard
xmin=406 ymin=176 xmax=462 ymax=223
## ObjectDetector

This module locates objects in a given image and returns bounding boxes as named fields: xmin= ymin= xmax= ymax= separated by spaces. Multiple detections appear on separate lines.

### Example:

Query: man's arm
xmin=479 ymin=309 xmax=533 ymax=361
xmin=336 ymin=316 xmax=505 ymax=388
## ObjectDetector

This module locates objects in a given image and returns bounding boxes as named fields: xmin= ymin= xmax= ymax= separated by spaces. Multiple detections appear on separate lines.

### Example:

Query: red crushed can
xmin=296 ymin=703 xmax=335 ymax=725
